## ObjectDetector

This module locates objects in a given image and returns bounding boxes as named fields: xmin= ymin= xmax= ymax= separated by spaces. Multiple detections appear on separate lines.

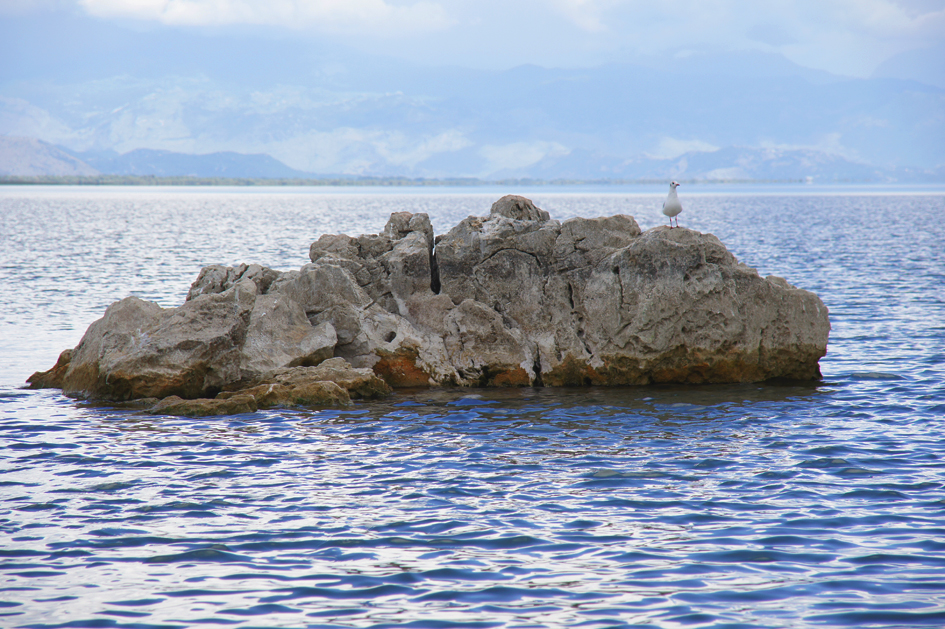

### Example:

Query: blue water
xmin=1 ymin=185 xmax=944 ymax=628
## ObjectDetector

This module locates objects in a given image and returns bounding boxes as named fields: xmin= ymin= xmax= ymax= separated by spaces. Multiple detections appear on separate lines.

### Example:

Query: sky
xmin=3 ymin=0 xmax=944 ymax=78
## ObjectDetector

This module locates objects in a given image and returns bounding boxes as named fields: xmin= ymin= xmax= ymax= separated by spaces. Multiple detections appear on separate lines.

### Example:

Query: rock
xmin=432 ymin=202 xmax=827 ymax=385
xmin=220 ymin=381 xmax=351 ymax=409
xmin=148 ymin=358 xmax=373 ymax=416
xmin=61 ymin=280 xmax=256 ymax=400
xmin=576 ymin=227 xmax=828 ymax=383
xmin=434 ymin=205 xmax=643 ymax=383
xmin=239 ymin=293 xmax=336 ymax=381
xmin=147 ymin=394 xmax=258 ymax=417
xmin=118 ymin=397 xmax=160 ymax=410
xmin=442 ymin=299 xmax=537 ymax=386
xmin=255 ymin=358 xmax=392 ymax=399
xmin=489 ymin=195 xmax=550 ymax=222
xmin=304 ymin=212 xmax=437 ymax=319
xmin=33 ymin=195 xmax=830 ymax=402
xmin=187 ymin=263 xmax=281 ymax=301
xmin=27 ymin=349 xmax=72 ymax=389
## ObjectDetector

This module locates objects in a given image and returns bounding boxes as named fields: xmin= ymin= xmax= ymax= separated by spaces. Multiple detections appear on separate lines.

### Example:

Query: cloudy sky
xmin=4 ymin=0 xmax=943 ymax=77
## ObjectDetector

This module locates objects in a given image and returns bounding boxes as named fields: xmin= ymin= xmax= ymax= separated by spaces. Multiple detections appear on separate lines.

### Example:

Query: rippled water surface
xmin=1 ymin=185 xmax=944 ymax=628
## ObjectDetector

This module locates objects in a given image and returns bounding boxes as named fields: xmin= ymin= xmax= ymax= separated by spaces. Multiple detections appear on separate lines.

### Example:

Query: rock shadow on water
xmin=363 ymin=380 xmax=828 ymax=417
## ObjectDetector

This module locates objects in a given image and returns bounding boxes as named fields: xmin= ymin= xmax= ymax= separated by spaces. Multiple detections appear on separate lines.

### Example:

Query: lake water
xmin=1 ymin=184 xmax=944 ymax=628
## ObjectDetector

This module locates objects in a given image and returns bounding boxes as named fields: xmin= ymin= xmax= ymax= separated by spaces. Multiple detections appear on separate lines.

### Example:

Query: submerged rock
xmin=30 ymin=194 xmax=830 ymax=411
xmin=216 ymin=380 xmax=350 ymax=410
xmin=250 ymin=358 xmax=392 ymax=400
xmin=148 ymin=394 xmax=258 ymax=418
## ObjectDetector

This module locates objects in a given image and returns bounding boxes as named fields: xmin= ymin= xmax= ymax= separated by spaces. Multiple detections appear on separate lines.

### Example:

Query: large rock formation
xmin=29 ymin=195 xmax=830 ymax=406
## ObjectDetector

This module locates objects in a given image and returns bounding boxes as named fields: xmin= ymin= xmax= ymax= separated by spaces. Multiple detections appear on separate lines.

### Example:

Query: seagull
xmin=662 ymin=181 xmax=683 ymax=228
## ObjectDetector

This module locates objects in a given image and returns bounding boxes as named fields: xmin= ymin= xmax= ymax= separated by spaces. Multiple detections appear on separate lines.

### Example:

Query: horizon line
xmin=0 ymin=175 xmax=908 ymax=187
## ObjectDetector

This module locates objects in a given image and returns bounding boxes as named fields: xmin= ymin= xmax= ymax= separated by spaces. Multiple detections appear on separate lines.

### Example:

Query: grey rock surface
xmin=187 ymin=263 xmax=280 ymax=301
xmin=61 ymin=280 xmax=256 ymax=400
xmin=239 ymin=294 xmax=336 ymax=381
xmin=36 ymin=194 xmax=830 ymax=402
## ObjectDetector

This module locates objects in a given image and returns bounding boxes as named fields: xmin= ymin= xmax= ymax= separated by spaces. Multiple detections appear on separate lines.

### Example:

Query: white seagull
xmin=662 ymin=181 xmax=683 ymax=229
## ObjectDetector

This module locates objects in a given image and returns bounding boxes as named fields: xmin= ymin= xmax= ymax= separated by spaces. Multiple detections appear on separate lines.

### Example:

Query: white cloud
xmin=478 ymin=141 xmax=569 ymax=175
xmin=373 ymin=129 xmax=471 ymax=167
xmin=758 ymin=133 xmax=865 ymax=163
xmin=262 ymin=127 xmax=472 ymax=174
xmin=429 ymin=0 xmax=945 ymax=76
xmin=78 ymin=0 xmax=452 ymax=34
xmin=700 ymin=167 xmax=745 ymax=180
xmin=551 ymin=0 xmax=615 ymax=32
xmin=0 ymin=97 xmax=76 ymax=145
xmin=648 ymin=137 xmax=719 ymax=160
xmin=24 ymin=0 xmax=945 ymax=78
xmin=267 ymin=128 xmax=381 ymax=173
xmin=560 ymin=0 xmax=934 ymax=75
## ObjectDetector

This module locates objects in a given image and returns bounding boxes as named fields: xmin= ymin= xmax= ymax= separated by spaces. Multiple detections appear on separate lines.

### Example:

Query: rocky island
xmin=28 ymin=195 xmax=830 ymax=415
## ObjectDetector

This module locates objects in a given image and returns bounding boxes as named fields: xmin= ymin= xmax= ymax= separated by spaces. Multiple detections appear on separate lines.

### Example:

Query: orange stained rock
xmin=543 ymin=354 xmax=605 ymax=387
xmin=373 ymin=349 xmax=434 ymax=387
xmin=490 ymin=367 xmax=531 ymax=387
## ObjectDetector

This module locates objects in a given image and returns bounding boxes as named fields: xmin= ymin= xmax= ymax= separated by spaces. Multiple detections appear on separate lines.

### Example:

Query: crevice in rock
xmin=430 ymin=247 xmax=441 ymax=294
xmin=615 ymin=266 xmax=625 ymax=307
xmin=576 ymin=316 xmax=594 ymax=359
xmin=481 ymin=247 xmax=543 ymax=268
xmin=477 ymin=366 xmax=495 ymax=388
xmin=533 ymin=353 xmax=544 ymax=387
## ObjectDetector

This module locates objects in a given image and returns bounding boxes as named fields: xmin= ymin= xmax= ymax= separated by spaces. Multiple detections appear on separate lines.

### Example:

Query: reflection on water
xmin=1 ymin=186 xmax=944 ymax=628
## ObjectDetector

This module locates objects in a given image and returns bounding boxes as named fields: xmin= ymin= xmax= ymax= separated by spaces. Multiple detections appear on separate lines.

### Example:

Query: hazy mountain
xmin=73 ymin=148 xmax=312 ymax=178
xmin=637 ymin=148 xmax=885 ymax=182
xmin=1 ymin=12 xmax=942 ymax=179
xmin=872 ymin=43 xmax=945 ymax=90
xmin=4 ymin=137 xmax=941 ymax=182
xmin=522 ymin=146 xmax=891 ymax=182
xmin=0 ymin=136 xmax=98 ymax=176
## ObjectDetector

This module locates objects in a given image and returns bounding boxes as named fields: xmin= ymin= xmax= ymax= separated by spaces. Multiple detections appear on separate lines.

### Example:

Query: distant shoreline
xmin=0 ymin=175 xmax=881 ymax=187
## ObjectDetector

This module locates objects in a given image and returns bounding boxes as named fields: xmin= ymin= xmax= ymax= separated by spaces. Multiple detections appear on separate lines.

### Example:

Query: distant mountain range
xmin=0 ymin=138 xmax=311 ymax=179
xmin=3 ymin=135 xmax=942 ymax=182
xmin=66 ymin=147 xmax=312 ymax=179
xmin=2 ymin=39 xmax=943 ymax=180
xmin=0 ymin=137 xmax=98 ymax=177
xmin=521 ymin=146 xmax=945 ymax=182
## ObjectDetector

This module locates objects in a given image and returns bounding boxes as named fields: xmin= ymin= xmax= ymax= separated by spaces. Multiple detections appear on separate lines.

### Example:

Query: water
xmin=1 ymin=184 xmax=944 ymax=628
